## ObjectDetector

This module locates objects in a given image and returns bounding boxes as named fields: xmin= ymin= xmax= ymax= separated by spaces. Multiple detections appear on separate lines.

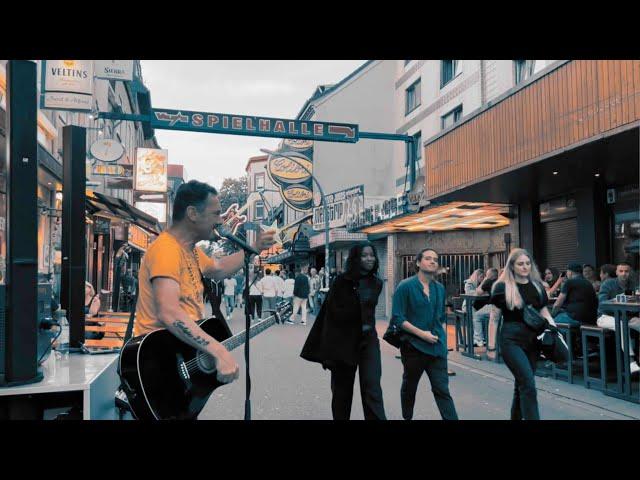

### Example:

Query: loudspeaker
xmin=606 ymin=188 xmax=616 ymax=204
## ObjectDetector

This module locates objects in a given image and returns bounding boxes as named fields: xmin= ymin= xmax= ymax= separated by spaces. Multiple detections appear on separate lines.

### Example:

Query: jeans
xmin=292 ymin=297 xmax=308 ymax=323
xmin=399 ymin=342 xmax=458 ymax=420
xmin=308 ymin=294 xmax=316 ymax=313
xmin=499 ymin=322 xmax=540 ymax=420
xmin=330 ymin=332 xmax=386 ymax=420
xmin=248 ymin=295 xmax=262 ymax=320
xmin=224 ymin=295 xmax=235 ymax=317
xmin=554 ymin=311 xmax=581 ymax=328
xmin=473 ymin=305 xmax=492 ymax=344
xmin=262 ymin=296 xmax=277 ymax=319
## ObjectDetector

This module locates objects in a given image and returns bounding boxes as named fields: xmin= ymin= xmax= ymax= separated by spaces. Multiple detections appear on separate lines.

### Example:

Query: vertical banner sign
xmin=267 ymin=139 xmax=314 ymax=212
xmin=94 ymin=60 xmax=134 ymax=81
xmin=40 ymin=60 xmax=94 ymax=111
xmin=134 ymin=148 xmax=168 ymax=193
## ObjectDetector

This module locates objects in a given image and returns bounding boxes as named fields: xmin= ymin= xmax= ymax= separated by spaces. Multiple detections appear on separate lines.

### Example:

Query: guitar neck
xmin=221 ymin=314 xmax=278 ymax=352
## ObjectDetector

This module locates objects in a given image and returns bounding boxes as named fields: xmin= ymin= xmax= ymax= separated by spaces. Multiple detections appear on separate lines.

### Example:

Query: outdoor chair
xmin=580 ymin=325 xmax=612 ymax=391
xmin=552 ymin=322 xmax=582 ymax=384
xmin=452 ymin=297 xmax=467 ymax=352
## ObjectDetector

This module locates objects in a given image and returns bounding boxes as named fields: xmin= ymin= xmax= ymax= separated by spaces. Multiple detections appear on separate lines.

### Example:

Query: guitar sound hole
xmin=196 ymin=352 xmax=217 ymax=374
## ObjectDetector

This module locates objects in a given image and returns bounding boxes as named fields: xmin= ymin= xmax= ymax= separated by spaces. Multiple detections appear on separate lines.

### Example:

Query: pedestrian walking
xmin=223 ymin=276 xmax=237 ymax=320
xmin=260 ymin=268 xmax=279 ymax=319
xmin=274 ymin=269 xmax=285 ymax=307
xmin=291 ymin=267 xmax=310 ymax=325
xmin=308 ymin=268 xmax=320 ymax=315
xmin=283 ymin=272 xmax=296 ymax=324
xmin=390 ymin=248 xmax=458 ymax=420
xmin=247 ymin=270 xmax=263 ymax=321
xmin=301 ymin=242 xmax=386 ymax=420
xmin=490 ymin=248 xmax=556 ymax=420
xmin=234 ymin=269 xmax=244 ymax=309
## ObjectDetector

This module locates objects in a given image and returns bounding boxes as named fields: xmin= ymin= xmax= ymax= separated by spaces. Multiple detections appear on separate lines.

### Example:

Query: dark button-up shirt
xmin=391 ymin=275 xmax=447 ymax=358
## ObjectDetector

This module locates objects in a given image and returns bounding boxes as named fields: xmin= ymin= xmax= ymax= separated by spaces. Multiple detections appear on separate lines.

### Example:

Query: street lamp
xmin=260 ymin=148 xmax=330 ymax=289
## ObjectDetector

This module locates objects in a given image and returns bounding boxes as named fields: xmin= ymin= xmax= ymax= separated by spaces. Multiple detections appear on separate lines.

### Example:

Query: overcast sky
xmin=140 ymin=60 xmax=365 ymax=188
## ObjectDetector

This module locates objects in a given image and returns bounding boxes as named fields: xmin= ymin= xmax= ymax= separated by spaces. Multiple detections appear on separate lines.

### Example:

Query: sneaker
xmin=630 ymin=361 xmax=640 ymax=374
xmin=301 ymin=321 xmax=307 ymax=325
xmin=285 ymin=319 xmax=294 ymax=325
xmin=448 ymin=370 xmax=456 ymax=376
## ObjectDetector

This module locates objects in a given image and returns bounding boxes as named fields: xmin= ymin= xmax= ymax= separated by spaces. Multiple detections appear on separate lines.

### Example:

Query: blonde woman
xmin=490 ymin=249 xmax=556 ymax=420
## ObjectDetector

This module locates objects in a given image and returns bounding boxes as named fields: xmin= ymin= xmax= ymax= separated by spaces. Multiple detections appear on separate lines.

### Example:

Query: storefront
xmin=421 ymin=60 xmax=640 ymax=274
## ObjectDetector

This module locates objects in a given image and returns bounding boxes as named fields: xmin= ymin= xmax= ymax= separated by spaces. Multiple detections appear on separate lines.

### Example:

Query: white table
xmin=0 ymin=352 xmax=122 ymax=419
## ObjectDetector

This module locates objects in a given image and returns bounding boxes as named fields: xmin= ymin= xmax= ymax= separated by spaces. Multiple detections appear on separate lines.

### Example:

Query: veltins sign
xmin=313 ymin=185 xmax=365 ymax=231
xmin=267 ymin=139 xmax=314 ymax=212
xmin=94 ymin=60 xmax=134 ymax=81
xmin=40 ymin=60 xmax=94 ymax=111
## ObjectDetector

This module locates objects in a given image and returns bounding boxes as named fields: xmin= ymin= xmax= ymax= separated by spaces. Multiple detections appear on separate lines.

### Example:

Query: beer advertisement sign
xmin=266 ymin=139 xmax=314 ymax=212
xmin=134 ymin=148 xmax=168 ymax=193
xmin=41 ymin=60 xmax=94 ymax=111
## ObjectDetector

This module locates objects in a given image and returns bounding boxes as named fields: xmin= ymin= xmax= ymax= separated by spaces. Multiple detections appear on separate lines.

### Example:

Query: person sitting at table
xmin=542 ymin=267 xmax=563 ymax=298
xmin=596 ymin=263 xmax=640 ymax=374
xmin=599 ymin=263 xmax=616 ymax=285
xmin=582 ymin=264 xmax=601 ymax=293
xmin=552 ymin=263 xmax=598 ymax=327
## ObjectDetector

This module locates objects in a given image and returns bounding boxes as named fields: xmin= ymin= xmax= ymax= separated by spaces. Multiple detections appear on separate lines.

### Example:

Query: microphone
xmin=213 ymin=225 xmax=260 ymax=256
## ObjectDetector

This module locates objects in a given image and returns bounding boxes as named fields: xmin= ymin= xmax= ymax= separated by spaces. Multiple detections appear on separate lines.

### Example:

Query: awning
xmin=350 ymin=201 xmax=512 ymax=234
xmin=309 ymin=228 xmax=367 ymax=249
xmin=86 ymin=191 xmax=161 ymax=235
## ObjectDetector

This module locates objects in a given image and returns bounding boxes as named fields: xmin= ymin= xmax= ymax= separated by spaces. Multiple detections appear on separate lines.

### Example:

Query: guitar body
xmin=119 ymin=316 xmax=232 ymax=420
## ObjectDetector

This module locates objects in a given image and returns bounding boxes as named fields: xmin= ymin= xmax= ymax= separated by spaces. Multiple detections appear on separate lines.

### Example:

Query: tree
xmin=218 ymin=176 xmax=248 ymax=213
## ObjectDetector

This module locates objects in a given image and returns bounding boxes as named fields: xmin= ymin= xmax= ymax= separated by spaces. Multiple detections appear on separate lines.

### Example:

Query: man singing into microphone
xmin=133 ymin=180 xmax=275 ymax=387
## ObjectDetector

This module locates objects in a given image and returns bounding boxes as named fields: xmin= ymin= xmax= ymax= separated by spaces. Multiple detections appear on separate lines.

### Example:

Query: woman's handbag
xmin=523 ymin=304 xmax=548 ymax=334
xmin=383 ymin=323 xmax=403 ymax=348
xmin=538 ymin=326 xmax=569 ymax=363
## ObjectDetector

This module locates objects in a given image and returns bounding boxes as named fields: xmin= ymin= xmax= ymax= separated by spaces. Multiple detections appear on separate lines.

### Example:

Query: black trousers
xmin=248 ymin=295 xmax=262 ymax=319
xmin=330 ymin=333 xmax=386 ymax=420
xmin=400 ymin=342 xmax=458 ymax=420
xmin=499 ymin=322 xmax=540 ymax=420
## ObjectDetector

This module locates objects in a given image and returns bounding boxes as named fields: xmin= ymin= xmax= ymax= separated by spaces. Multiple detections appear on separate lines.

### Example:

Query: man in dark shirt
xmin=391 ymin=247 xmax=458 ymax=420
xmin=292 ymin=268 xmax=310 ymax=325
xmin=552 ymin=263 xmax=598 ymax=327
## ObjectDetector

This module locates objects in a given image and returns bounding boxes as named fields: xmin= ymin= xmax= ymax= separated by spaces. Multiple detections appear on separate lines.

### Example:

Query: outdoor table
xmin=460 ymin=294 xmax=490 ymax=360
xmin=599 ymin=300 xmax=640 ymax=404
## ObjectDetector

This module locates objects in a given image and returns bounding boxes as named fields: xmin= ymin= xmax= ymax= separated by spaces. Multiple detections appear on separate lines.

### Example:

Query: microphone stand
xmin=242 ymin=250 xmax=252 ymax=421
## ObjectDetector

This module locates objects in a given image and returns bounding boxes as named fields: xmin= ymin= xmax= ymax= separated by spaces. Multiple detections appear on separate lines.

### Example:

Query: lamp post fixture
xmin=260 ymin=148 xmax=330 ymax=289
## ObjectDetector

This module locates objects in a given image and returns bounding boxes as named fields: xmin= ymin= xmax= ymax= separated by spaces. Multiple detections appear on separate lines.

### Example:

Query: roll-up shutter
xmin=541 ymin=218 xmax=578 ymax=271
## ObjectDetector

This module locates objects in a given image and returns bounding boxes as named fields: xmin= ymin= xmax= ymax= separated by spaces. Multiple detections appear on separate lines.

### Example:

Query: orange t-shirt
xmin=133 ymin=232 xmax=215 ymax=337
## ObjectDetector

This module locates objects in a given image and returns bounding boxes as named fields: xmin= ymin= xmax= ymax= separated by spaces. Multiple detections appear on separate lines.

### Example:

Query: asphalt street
xmin=199 ymin=303 xmax=640 ymax=420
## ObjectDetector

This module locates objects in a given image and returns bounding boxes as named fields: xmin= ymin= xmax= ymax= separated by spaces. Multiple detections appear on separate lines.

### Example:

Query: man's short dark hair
xmin=172 ymin=180 xmax=218 ymax=222
xmin=583 ymin=264 xmax=595 ymax=270
xmin=265 ymin=268 xmax=272 ymax=275
xmin=415 ymin=248 xmax=438 ymax=271
xmin=567 ymin=263 xmax=583 ymax=274
xmin=600 ymin=264 xmax=616 ymax=278
xmin=618 ymin=262 xmax=632 ymax=269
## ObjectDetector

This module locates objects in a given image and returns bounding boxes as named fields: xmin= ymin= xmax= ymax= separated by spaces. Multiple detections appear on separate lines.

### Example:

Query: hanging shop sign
xmin=92 ymin=164 xmax=131 ymax=177
xmin=406 ymin=175 xmax=429 ymax=213
xmin=93 ymin=217 xmax=111 ymax=235
xmin=313 ymin=184 xmax=364 ymax=231
xmin=40 ymin=60 xmax=94 ymax=112
xmin=134 ymin=148 xmax=168 ymax=193
xmin=135 ymin=201 xmax=167 ymax=224
xmin=90 ymin=138 xmax=125 ymax=163
xmin=266 ymin=139 xmax=314 ymax=212
xmin=149 ymin=108 xmax=358 ymax=143
xmin=94 ymin=60 xmax=134 ymax=81
xmin=128 ymin=224 xmax=152 ymax=251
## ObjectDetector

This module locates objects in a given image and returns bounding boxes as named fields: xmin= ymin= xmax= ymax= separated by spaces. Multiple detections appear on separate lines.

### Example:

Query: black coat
xmin=300 ymin=272 xmax=383 ymax=368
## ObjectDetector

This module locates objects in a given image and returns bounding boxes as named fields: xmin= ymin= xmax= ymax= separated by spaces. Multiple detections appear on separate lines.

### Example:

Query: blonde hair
xmin=85 ymin=281 xmax=96 ymax=296
xmin=467 ymin=268 xmax=484 ymax=285
xmin=493 ymin=248 xmax=544 ymax=310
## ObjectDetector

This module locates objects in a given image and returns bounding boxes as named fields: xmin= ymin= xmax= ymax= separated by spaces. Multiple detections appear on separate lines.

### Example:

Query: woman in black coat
xmin=300 ymin=242 xmax=386 ymax=420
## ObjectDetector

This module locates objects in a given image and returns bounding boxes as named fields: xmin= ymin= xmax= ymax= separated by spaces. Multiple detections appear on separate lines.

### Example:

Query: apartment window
xmin=405 ymin=78 xmax=421 ymax=115
xmin=255 ymin=172 xmax=265 ymax=191
xmin=255 ymin=201 xmax=264 ymax=220
xmin=441 ymin=60 xmax=459 ymax=88
xmin=514 ymin=60 xmax=536 ymax=85
xmin=441 ymin=105 xmax=463 ymax=130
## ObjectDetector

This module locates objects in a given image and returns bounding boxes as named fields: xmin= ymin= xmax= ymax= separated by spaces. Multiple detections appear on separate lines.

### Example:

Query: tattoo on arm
xmin=173 ymin=320 xmax=210 ymax=347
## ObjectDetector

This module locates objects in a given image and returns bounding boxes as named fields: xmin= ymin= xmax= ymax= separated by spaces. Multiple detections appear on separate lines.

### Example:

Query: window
xmin=441 ymin=105 xmax=463 ymax=130
xmin=255 ymin=201 xmax=264 ymax=220
xmin=441 ymin=60 xmax=459 ymax=87
xmin=255 ymin=172 xmax=265 ymax=191
xmin=405 ymin=78 xmax=421 ymax=115
xmin=514 ymin=60 xmax=536 ymax=85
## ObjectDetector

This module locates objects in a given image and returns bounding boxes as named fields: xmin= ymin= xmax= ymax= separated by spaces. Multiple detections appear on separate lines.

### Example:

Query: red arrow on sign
xmin=328 ymin=125 xmax=356 ymax=138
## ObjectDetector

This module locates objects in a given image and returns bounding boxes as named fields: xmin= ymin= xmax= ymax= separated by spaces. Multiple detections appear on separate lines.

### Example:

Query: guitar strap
xmin=123 ymin=288 xmax=139 ymax=346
